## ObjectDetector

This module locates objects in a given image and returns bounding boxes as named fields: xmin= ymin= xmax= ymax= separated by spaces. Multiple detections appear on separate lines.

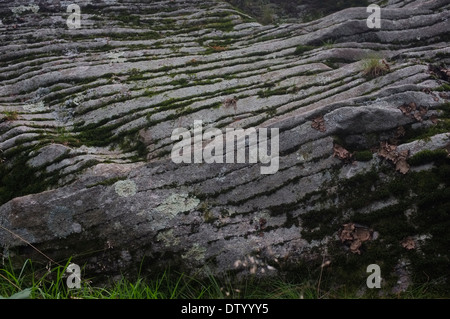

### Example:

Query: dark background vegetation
xmin=226 ymin=0 xmax=370 ymax=24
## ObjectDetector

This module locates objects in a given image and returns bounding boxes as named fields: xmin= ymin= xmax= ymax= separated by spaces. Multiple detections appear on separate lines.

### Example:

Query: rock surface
xmin=0 ymin=0 xmax=449 ymax=292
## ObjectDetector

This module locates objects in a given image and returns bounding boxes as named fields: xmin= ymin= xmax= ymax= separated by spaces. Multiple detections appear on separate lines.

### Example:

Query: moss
xmin=296 ymin=155 xmax=449 ymax=292
xmin=0 ymin=144 xmax=98 ymax=205
xmin=354 ymin=150 xmax=373 ymax=162
xmin=434 ymin=83 xmax=450 ymax=92
xmin=206 ymin=20 xmax=235 ymax=32
xmin=257 ymin=86 xmax=291 ymax=98
xmin=76 ymin=122 xmax=120 ymax=147
xmin=293 ymin=45 xmax=315 ymax=55
xmin=300 ymin=207 xmax=340 ymax=241
xmin=408 ymin=149 xmax=449 ymax=166
xmin=127 ymin=68 xmax=145 ymax=81
xmin=402 ymin=103 xmax=450 ymax=142
xmin=1 ymin=111 xmax=19 ymax=121
xmin=86 ymin=176 xmax=127 ymax=189
xmin=115 ymin=14 xmax=141 ymax=26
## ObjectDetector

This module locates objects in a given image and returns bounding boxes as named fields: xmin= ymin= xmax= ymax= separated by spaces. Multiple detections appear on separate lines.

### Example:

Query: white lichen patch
xmin=107 ymin=51 xmax=127 ymax=64
xmin=114 ymin=179 xmax=137 ymax=198
xmin=10 ymin=4 xmax=40 ymax=15
xmin=182 ymin=244 xmax=206 ymax=262
xmin=155 ymin=193 xmax=200 ymax=218
xmin=71 ymin=223 xmax=82 ymax=233
xmin=22 ymin=101 xmax=47 ymax=112
xmin=156 ymin=229 xmax=180 ymax=247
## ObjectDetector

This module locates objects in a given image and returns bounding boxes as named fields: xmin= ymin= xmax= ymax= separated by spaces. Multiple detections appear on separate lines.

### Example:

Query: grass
xmin=361 ymin=57 xmax=390 ymax=79
xmin=1 ymin=258 xmax=445 ymax=299
xmin=354 ymin=150 xmax=374 ymax=162
xmin=1 ymin=111 xmax=19 ymax=121
xmin=0 ymin=223 xmax=447 ymax=299
xmin=408 ymin=149 xmax=449 ymax=166
xmin=293 ymin=45 xmax=315 ymax=55
xmin=0 ymin=258 xmax=443 ymax=299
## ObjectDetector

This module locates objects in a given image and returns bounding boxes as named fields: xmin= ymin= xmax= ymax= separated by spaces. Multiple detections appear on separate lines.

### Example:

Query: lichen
xmin=114 ymin=180 xmax=137 ymax=198
xmin=155 ymin=193 xmax=200 ymax=218
xmin=22 ymin=101 xmax=47 ymax=112
xmin=10 ymin=4 xmax=40 ymax=15
xmin=156 ymin=229 xmax=180 ymax=247
xmin=47 ymin=206 xmax=76 ymax=238
xmin=182 ymin=243 xmax=206 ymax=262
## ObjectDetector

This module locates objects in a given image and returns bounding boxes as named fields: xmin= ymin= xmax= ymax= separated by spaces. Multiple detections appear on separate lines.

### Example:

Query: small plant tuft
xmin=361 ymin=58 xmax=390 ymax=79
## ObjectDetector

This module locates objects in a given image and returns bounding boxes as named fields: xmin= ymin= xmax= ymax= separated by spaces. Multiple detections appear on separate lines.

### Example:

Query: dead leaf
xmin=398 ymin=104 xmax=410 ymax=115
xmin=401 ymin=237 xmax=416 ymax=250
xmin=340 ymin=223 xmax=355 ymax=242
xmin=439 ymin=92 xmax=449 ymax=99
xmin=419 ymin=106 xmax=429 ymax=117
xmin=378 ymin=141 xmax=398 ymax=162
xmin=396 ymin=126 xmax=406 ymax=138
xmin=340 ymin=223 xmax=373 ymax=254
xmin=396 ymin=158 xmax=410 ymax=174
xmin=378 ymin=141 xmax=410 ymax=174
xmin=354 ymin=228 xmax=371 ymax=242
xmin=350 ymin=239 xmax=362 ymax=254
xmin=398 ymin=103 xmax=428 ymax=122
xmin=413 ymin=112 xmax=423 ymax=122
xmin=333 ymin=144 xmax=352 ymax=161
xmin=430 ymin=115 xmax=439 ymax=124
xmin=311 ymin=116 xmax=326 ymax=132
xmin=428 ymin=64 xmax=450 ymax=81
xmin=422 ymin=88 xmax=432 ymax=94
xmin=224 ymin=97 xmax=238 ymax=110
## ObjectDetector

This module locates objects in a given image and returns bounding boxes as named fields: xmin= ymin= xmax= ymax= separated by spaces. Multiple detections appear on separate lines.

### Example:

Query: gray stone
xmin=0 ymin=0 xmax=449 ymax=290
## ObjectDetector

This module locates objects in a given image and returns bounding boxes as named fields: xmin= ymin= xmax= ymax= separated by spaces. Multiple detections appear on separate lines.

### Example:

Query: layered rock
xmin=0 ymin=0 xmax=449 ymax=292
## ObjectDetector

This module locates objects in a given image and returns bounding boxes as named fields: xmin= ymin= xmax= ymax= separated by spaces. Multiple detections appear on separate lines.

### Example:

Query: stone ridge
xmin=0 ymin=0 xmax=449 ymax=291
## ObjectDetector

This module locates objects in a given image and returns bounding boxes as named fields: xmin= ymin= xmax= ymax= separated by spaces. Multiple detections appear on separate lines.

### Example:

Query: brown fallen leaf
xmin=396 ymin=158 xmax=410 ymax=174
xmin=378 ymin=141 xmax=398 ymax=162
xmin=311 ymin=116 xmax=326 ymax=132
xmin=419 ymin=106 xmax=427 ymax=116
xmin=340 ymin=223 xmax=355 ymax=242
xmin=439 ymin=92 xmax=449 ymax=99
xmin=398 ymin=103 xmax=428 ymax=122
xmin=398 ymin=104 xmax=410 ymax=116
xmin=333 ymin=144 xmax=352 ymax=161
xmin=340 ymin=223 xmax=373 ymax=254
xmin=428 ymin=64 xmax=450 ymax=81
xmin=401 ymin=237 xmax=416 ymax=250
xmin=350 ymin=239 xmax=363 ymax=255
xmin=396 ymin=126 xmax=406 ymax=138
xmin=413 ymin=112 xmax=423 ymax=122
xmin=354 ymin=227 xmax=372 ymax=242
xmin=378 ymin=141 xmax=410 ymax=174
xmin=422 ymin=88 xmax=432 ymax=94
xmin=430 ymin=115 xmax=439 ymax=124
xmin=224 ymin=97 xmax=238 ymax=110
